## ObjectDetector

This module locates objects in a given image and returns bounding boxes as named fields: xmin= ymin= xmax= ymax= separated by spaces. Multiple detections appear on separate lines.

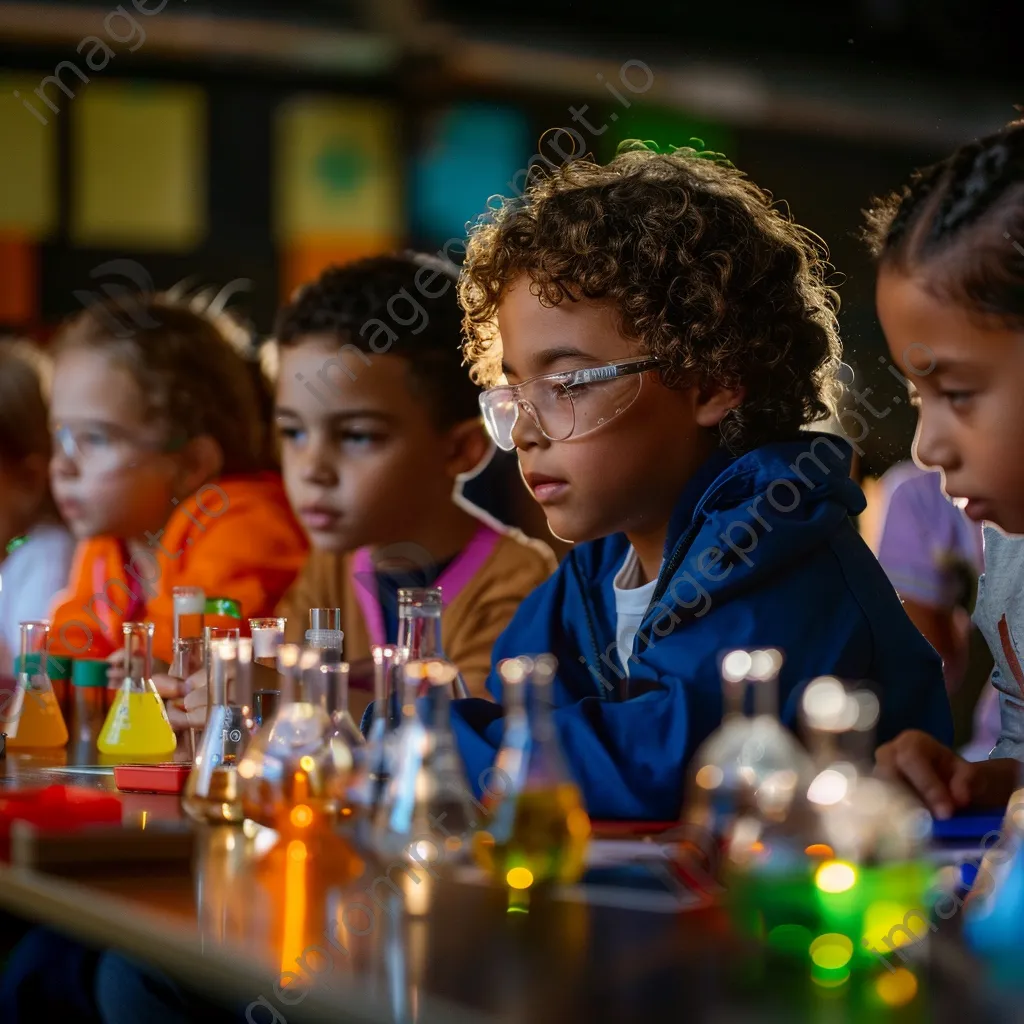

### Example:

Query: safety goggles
xmin=479 ymin=356 xmax=666 ymax=451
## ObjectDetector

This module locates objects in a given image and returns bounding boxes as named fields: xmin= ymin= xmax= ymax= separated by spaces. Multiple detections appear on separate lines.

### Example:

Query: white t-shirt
xmin=970 ymin=524 xmax=1024 ymax=762
xmin=612 ymin=547 xmax=659 ymax=679
xmin=0 ymin=524 xmax=77 ymax=676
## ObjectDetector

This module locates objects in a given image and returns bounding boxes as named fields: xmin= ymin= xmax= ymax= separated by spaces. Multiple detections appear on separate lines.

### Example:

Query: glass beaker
xmin=172 ymin=586 xmax=206 ymax=642
xmin=5 ymin=621 xmax=69 ymax=749
xmin=97 ymin=622 xmax=176 ymax=757
xmin=249 ymin=617 xmax=285 ymax=669
xmin=397 ymin=588 xmax=469 ymax=698
xmin=473 ymin=655 xmax=590 ymax=900
xmin=236 ymin=645 xmax=352 ymax=834
xmin=371 ymin=658 xmax=478 ymax=866
xmin=182 ymin=637 xmax=256 ymax=823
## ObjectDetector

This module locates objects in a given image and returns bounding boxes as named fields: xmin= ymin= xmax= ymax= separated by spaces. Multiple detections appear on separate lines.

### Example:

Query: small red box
xmin=113 ymin=763 xmax=191 ymax=795
xmin=0 ymin=786 xmax=123 ymax=861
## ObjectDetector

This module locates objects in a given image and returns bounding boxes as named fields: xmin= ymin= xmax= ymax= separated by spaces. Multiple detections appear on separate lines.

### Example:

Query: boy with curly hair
xmin=451 ymin=141 xmax=952 ymax=820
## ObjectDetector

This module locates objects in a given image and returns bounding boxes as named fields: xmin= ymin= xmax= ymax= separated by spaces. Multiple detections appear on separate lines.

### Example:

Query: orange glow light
xmin=290 ymin=804 xmax=314 ymax=829
xmin=805 ymin=844 xmax=834 ymax=858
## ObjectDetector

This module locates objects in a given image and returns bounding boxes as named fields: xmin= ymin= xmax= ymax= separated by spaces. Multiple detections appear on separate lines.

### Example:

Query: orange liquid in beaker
xmin=97 ymin=690 xmax=177 ymax=757
xmin=7 ymin=686 xmax=69 ymax=748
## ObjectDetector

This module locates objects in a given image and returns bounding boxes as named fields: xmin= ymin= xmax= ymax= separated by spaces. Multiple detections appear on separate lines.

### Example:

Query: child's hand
xmin=874 ymin=730 xmax=1019 ymax=818
xmin=106 ymin=649 xmax=126 ymax=688
xmin=151 ymin=673 xmax=184 ymax=701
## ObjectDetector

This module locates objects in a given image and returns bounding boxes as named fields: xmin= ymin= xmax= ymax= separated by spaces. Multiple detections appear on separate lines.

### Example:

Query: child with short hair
xmin=450 ymin=140 xmax=951 ymax=820
xmin=867 ymin=120 xmax=1024 ymax=817
xmin=0 ymin=340 xmax=76 ymax=676
xmin=46 ymin=294 xmax=308 ymax=673
xmin=272 ymin=253 xmax=558 ymax=716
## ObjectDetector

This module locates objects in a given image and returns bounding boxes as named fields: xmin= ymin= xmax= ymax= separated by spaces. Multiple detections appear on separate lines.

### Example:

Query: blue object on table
xmin=930 ymin=812 xmax=1004 ymax=841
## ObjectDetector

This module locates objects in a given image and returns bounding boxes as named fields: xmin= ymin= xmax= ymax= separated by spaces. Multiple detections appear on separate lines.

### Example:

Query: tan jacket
xmin=276 ymin=521 xmax=557 ymax=718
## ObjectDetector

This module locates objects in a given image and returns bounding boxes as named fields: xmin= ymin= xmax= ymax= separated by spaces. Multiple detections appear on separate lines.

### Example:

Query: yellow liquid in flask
xmin=97 ymin=690 xmax=177 ymax=756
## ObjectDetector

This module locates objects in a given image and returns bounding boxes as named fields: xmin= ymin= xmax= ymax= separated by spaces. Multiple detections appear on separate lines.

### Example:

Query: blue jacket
xmin=450 ymin=434 xmax=952 ymax=821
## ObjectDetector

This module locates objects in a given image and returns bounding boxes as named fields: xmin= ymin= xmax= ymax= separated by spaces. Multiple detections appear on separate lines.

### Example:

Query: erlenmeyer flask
xmin=351 ymin=645 xmax=405 ymax=824
xmin=473 ymin=655 xmax=590 ymax=899
xmin=680 ymin=649 xmax=812 ymax=868
xmin=5 ymin=621 xmax=69 ymax=749
xmin=182 ymin=637 xmax=257 ymax=823
xmin=236 ymin=645 xmax=352 ymax=834
xmin=371 ymin=658 xmax=478 ymax=866
xmin=397 ymin=588 xmax=469 ymax=698
xmin=325 ymin=661 xmax=365 ymax=751
xmin=97 ymin=622 xmax=176 ymax=757
xmin=172 ymin=586 xmax=206 ymax=643
xmin=726 ymin=677 xmax=933 ymax=977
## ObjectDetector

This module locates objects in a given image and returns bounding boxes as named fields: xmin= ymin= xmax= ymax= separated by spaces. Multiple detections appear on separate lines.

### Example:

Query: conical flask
xmin=397 ymin=589 xmax=469 ymax=698
xmin=322 ymin=661 xmax=362 ymax=818
xmin=352 ymin=644 xmax=406 ymax=817
xmin=325 ymin=661 xmax=365 ymax=751
xmin=97 ymin=622 xmax=176 ymax=757
xmin=473 ymin=655 xmax=591 ymax=899
xmin=5 ymin=621 xmax=69 ymax=749
xmin=680 ymin=649 xmax=811 ymax=868
xmin=236 ymin=645 xmax=352 ymax=833
xmin=182 ymin=637 xmax=257 ymax=823
xmin=725 ymin=677 xmax=932 ymax=978
xmin=371 ymin=658 xmax=478 ymax=866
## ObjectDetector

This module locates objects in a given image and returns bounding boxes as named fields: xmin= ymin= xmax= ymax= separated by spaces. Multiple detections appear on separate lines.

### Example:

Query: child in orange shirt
xmin=47 ymin=295 xmax=307 ymax=676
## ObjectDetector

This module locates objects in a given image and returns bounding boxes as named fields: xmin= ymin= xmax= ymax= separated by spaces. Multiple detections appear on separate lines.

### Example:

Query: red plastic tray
xmin=113 ymin=763 xmax=191 ymax=795
xmin=0 ymin=785 xmax=123 ymax=861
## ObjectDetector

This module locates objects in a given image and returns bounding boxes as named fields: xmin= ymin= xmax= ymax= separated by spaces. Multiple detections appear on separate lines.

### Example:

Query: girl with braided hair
xmin=869 ymin=118 xmax=1024 ymax=817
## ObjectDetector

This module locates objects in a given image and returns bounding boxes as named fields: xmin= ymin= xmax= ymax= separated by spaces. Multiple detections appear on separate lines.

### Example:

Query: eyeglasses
xmin=479 ymin=356 xmax=666 ymax=451
xmin=52 ymin=422 xmax=169 ymax=469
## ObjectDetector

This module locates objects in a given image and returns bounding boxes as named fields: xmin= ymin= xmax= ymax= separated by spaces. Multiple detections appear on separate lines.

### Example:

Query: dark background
xmin=1 ymin=0 xmax=1020 ymax=476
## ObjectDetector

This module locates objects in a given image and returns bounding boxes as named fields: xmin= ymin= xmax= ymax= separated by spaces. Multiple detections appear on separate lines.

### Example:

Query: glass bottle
xmin=473 ymin=655 xmax=590 ymax=901
xmin=724 ymin=677 xmax=933 ymax=978
xmin=680 ymin=649 xmax=811 ymax=868
xmin=309 ymin=607 xmax=341 ymax=632
xmin=236 ymin=645 xmax=352 ymax=834
xmin=5 ymin=621 xmax=69 ymax=749
xmin=397 ymin=588 xmax=469 ymax=698
xmin=305 ymin=627 xmax=344 ymax=668
xmin=97 ymin=622 xmax=176 ymax=757
xmin=371 ymin=658 xmax=478 ymax=865
xmin=172 ymin=586 xmax=206 ymax=643
xmin=182 ymin=637 xmax=257 ymax=823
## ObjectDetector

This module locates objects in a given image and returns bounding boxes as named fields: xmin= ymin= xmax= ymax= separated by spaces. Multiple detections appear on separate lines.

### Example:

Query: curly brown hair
xmin=459 ymin=141 xmax=843 ymax=451
xmin=56 ymin=296 xmax=274 ymax=475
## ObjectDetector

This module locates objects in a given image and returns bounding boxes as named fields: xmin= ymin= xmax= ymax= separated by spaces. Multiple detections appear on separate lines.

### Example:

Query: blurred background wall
xmin=0 ymin=0 xmax=1019 ymax=479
